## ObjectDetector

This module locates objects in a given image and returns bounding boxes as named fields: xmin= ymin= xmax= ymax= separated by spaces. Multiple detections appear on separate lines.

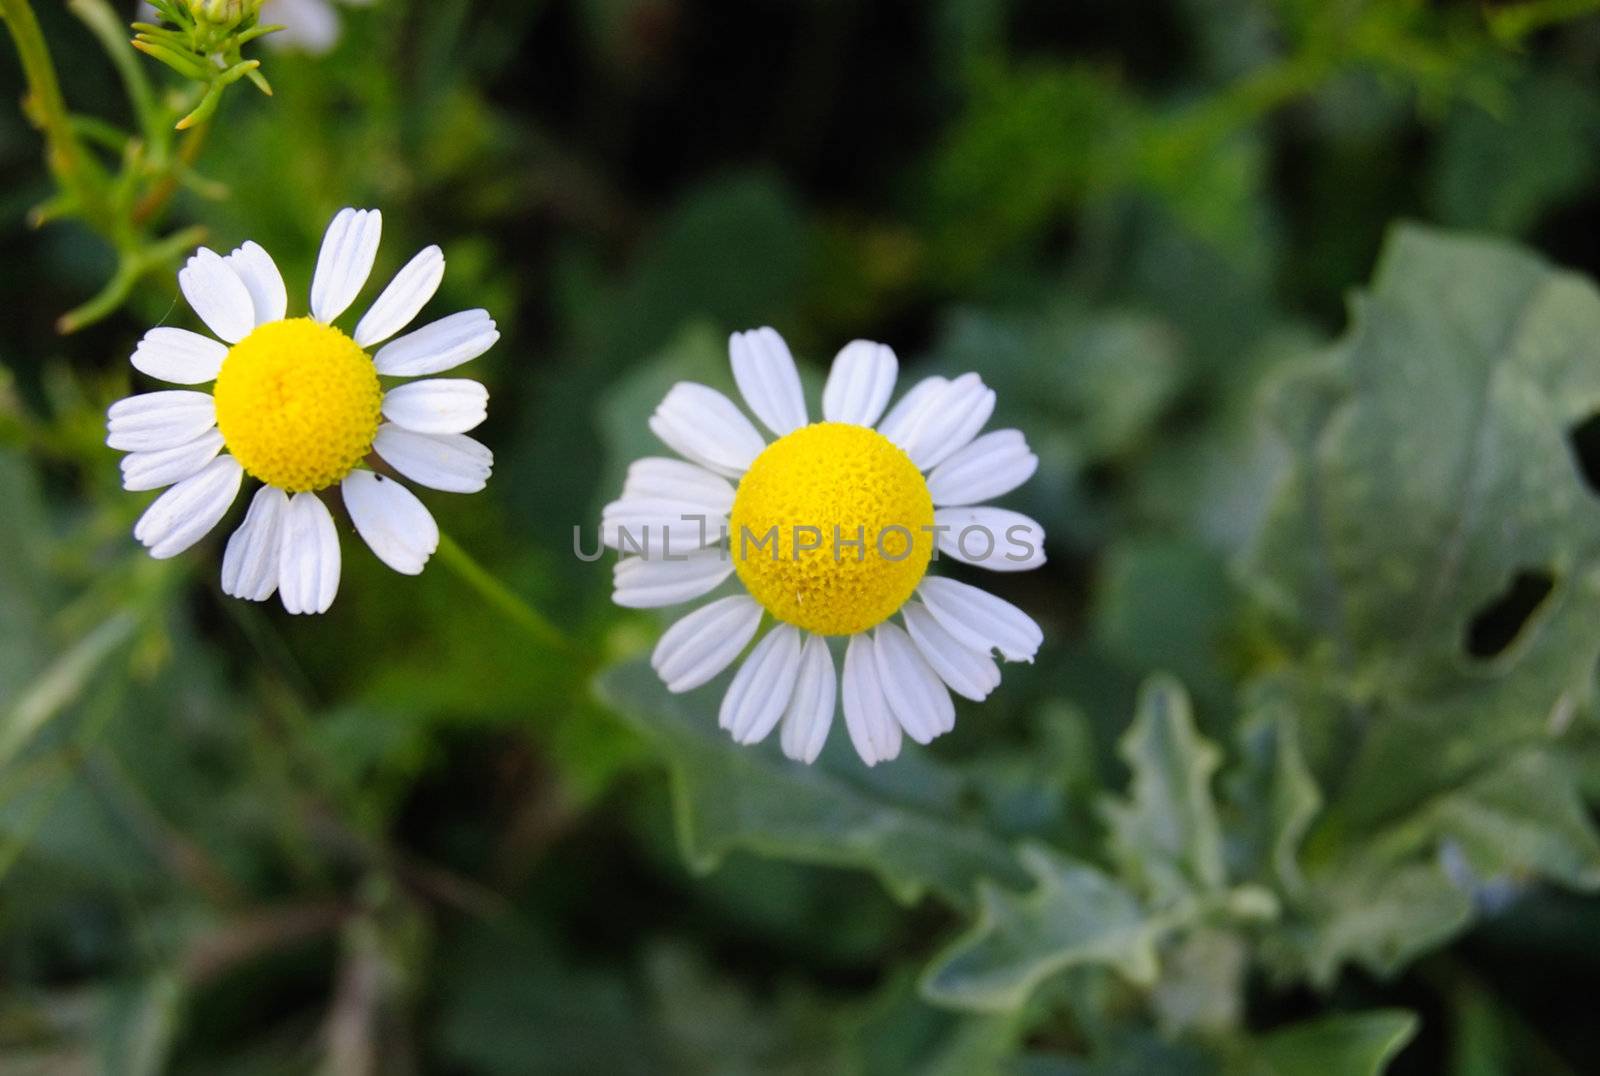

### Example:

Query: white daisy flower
xmin=107 ymin=207 xmax=498 ymax=614
xmin=603 ymin=329 xmax=1046 ymax=767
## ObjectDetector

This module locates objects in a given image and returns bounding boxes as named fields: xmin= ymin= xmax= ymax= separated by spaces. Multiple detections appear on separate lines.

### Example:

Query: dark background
xmin=3 ymin=1 xmax=1600 ymax=1072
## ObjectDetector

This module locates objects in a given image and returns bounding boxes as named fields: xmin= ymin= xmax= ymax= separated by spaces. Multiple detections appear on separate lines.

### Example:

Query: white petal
xmin=600 ymin=498 xmax=725 ymax=557
xmin=310 ymin=207 xmax=382 ymax=323
xmin=107 ymin=391 xmax=216 ymax=452
xmin=225 ymin=240 xmax=288 ymax=326
xmin=277 ymin=492 xmax=341 ymax=615
xmin=934 ymin=506 xmax=1046 ymax=571
xmin=372 ymin=425 xmax=493 ymax=493
xmin=267 ymin=0 xmax=340 ymax=52
xmin=900 ymin=373 xmax=995 ymax=471
xmin=926 ymin=429 xmax=1038 ymax=507
xmin=779 ymin=633 xmax=836 ymax=764
xmin=651 ymin=595 xmax=763 ymax=693
xmin=613 ymin=546 xmax=734 ymax=608
xmin=355 ymin=245 xmax=445 ymax=347
xmin=876 ymin=376 xmax=948 ymax=447
xmin=902 ymin=602 xmax=1001 ymax=702
xmin=380 ymin=379 xmax=488 ymax=434
xmin=132 ymin=455 xmax=242 ymax=560
xmin=130 ymin=328 xmax=227 ymax=384
xmin=823 ymin=340 xmax=898 ymax=427
xmin=342 ymin=470 xmax=439 ymax=575
xmin=179 ymin=248 xmax=256 ymax=343
xmin=873 ymin=621 xmax=955 ymax=744
xmin=372 ymin=309 xmax=499 ymax=377
xmin=621 ymin=458 xmax=736 ymax=516
xmin=221 ymin=485 xmax=289 ymax=601
xmin=917 ymin=575 xmax=1043 ymax=662
xmin=729 ymin=327 xmax=807 ymax=437
xmin=120 ymin=429 xmax=224 ymax=491
xmin=647 ymin=383 xmax=766 ymax=477
xmin=842 ymin=633 xmax=902 ymax=766
xmin=719 ymin=623 xmax=803 ymax=745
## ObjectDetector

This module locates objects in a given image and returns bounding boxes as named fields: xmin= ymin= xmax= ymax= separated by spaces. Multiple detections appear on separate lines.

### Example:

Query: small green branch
xmin=434 ymin=534 xmax=581 ymax=659
xmin=57 ymin=223 xmax=206 ymax=333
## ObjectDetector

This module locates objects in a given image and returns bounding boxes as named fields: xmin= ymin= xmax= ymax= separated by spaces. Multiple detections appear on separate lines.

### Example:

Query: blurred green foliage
xmin=6 ymin=0 xmax=1600 ymax=1073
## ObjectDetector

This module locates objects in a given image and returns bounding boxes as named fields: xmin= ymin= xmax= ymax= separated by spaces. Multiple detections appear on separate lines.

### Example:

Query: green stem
xmin=0 ymin=0 xmax=109 ymax=226
xmin=70 ymin=0 xmax=162 ymax=147
xmin=56 ymin=223 xmax=206 ymax=333
xmin=434 ymin=534 xmax=579 ymax=659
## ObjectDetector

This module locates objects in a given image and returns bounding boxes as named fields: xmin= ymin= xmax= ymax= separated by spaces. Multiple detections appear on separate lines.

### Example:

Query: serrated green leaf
xmin=595 ymin=660 xmax=1027 ymax=907
xmin=920 ymin=844 xmax=1159 ymax=1012
xmin=1225 ymin=703 xmax=1322 ymax=898
xmin=1101 ymin=676 xmax=1226 ymax=904
xmin=1245 ymin=225 xmax=1600 ymax=708
xmin=1237 ymin=1009 xmax=1418 ymax=1076
xmin=1276 ymin=738 xmax=1600 ymax=986
xmin=1239 ymin=228 xmax=1600 ymax=983
xmin=1290 ymin=858 xmax=1472 ymax=987
xmin=1403 ymin=748 xmax=1600 ymax=891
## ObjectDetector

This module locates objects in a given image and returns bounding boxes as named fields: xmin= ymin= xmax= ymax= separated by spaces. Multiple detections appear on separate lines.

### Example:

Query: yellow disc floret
xmin=213 ymin=318 xmax=382 ymax=492
xmin=729 ymin=422 xmax=934 ymax=636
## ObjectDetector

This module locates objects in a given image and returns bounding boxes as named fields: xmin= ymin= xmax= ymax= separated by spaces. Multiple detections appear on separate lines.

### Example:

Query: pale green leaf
xmin=1225 ymin=703 xmax=1322 ymax=898
xmin=1290 ymin=858 xmax=1472 ymax=987
xmin=1405 ymin=748 xmax=1600 ymax=891
xmin=595 ymin=660 xmax=1027 ymax=907
xmin=1101 ymin=676 xmax=1226 ymax=904
xmin=920 ymin=844 xmax=1159 ymax=1012
xmin=1246 ymin=225 xmax=1600 ymax=698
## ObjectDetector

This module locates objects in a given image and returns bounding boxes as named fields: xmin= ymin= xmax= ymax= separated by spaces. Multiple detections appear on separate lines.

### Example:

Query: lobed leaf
xmin=595 ymin=660 xmax=1028 ymax=907
xmin=920 ymin=843 xmax=1160 ymax=1012
xmin=1101 ymin=676 xmax=1226 ymax=905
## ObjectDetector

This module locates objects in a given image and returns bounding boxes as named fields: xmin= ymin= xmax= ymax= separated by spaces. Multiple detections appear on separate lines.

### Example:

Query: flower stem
xmin=0 ymin=0 xmax=109 ymax=228
xmin=434 ymin=534 xmax=578 ymax=658
xmin=70 ymin=0 xmax=162 ymax=145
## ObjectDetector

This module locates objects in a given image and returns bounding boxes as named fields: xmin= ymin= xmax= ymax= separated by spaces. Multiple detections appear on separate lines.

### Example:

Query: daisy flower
xmin=107 ymin=207 xmax=498 ymax=614
xmin=603 ymin=329 xmax=1046 ymax=766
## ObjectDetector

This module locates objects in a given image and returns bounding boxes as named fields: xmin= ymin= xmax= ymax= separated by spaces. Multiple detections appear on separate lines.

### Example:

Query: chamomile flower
xmin=107 ymin=207 xmax=498 ymax=614
xmin=603 ymin=329 xmax=1046 ymax=766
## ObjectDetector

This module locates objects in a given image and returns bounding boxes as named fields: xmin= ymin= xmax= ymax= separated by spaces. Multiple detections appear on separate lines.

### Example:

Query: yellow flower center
xmin=213 ymin=318 xmax=382 ymax=492
xmin=729 ymin=422 xmax=934 ymax=636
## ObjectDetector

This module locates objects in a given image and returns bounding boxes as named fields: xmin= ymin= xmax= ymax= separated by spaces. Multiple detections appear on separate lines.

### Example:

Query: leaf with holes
xmin=1240 ymin=227 xmax=1600 ymax=983
xmin=1245 ymin=225 xmax=1600 ymax=695
xmin=1245 ymin=227 xmax=1600 ymax=814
